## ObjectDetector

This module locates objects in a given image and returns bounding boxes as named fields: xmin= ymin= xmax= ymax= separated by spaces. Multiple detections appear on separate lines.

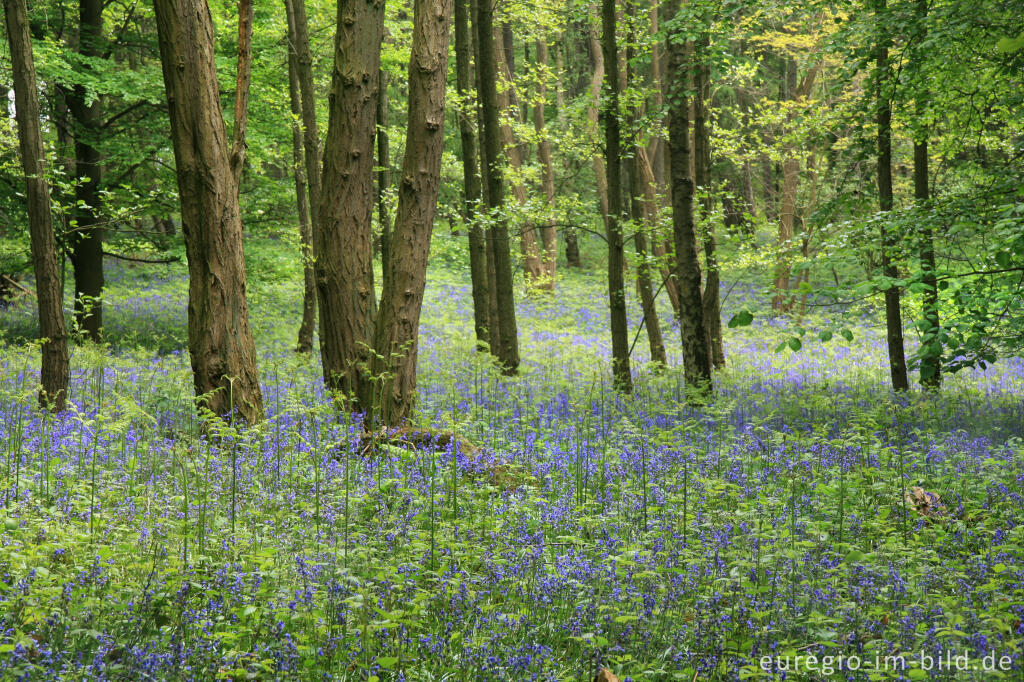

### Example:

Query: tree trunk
xmin=665 ymin=5 xmax=712 ymax=396
xmin=875 ymin=0 xmax=909 ymax=392
xmin=916 ymin=140 xmax=940 ymax=389
xmin=586 ymin=12 xmax=610 ymax=235
xmin=4 ymin=0 xmax=70 ymax=410
xmin=693 ymin=35 xmax=724 ymax=368
xmin=636 ymin=148 xmax=682 ymax=318
xmin=316 ymin=0 xmax=384 ymax=404
xmin=284 ymin=0 xmax=316 ymax=354
xmin=495 ymin=27 xmax=544 ymax=287
xmin=772 ymin=60 xmax=818 ymax=314
xmin=455 ymin=0 xmax=490 ymax=346
xmin=534 ymin=39 xmax=558 ymax=289
xmin=369 ymin=0 xmax=454 ymax=426
xmin=629 ymin=153 xmax=667 ymax=366
xmin=476 ymin=0 xmax=519 ymax=373
xmin=153 ymin=0 xmax=264 ymax=422
xmin=285 ymin=0 xmax=321 ymax=356
xmin=377 ymin=68 xmax=392 ymax=269
xmin=230 ymin=0 xmax=253 ymax=187
xmin=67 ymin=0 xmax=105 ymax=342
xmin=601 ymin=0 xmax=632 ymax=392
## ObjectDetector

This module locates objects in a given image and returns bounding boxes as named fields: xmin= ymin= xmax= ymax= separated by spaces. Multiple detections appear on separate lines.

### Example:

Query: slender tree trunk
xmin=665 ymin=4 xmax=712 ymax=395
xmin=67 ymin=0 xmax=104 ymax=341
xmin=534 ymin=39 xmax=558 ymax=289
xmin=455 ymin=0 xmax=490 ymax=346
xmin=286 ymin=0 xmax=322 ymax=236
xmin=495 ymin=28 xmax=544 ymax=286
xmin=377 ymin=68 xmax=392 ymax=269
xmin=915 ymin=0 xmax=940 ymax=390
xmin=284 ymin=0 xmax=316 ymax=353
xmin=4 ymin=0 xmax=70 ymax=410
xmin=586 ymin=13 xmax=610 ymax=234
xmin=369 ymin=0 xmax=454 ymax=426
xmin=230 ymin=0 xmax=253 ymax=187
xmin=153 ymin=0 xmax=264 ymax=422
xmin=316 ymin=0 xmax=384 ymax=404
xmin=916 ymin=140 xmax=940 ymax=389
xmin=557 ymin=38 xmax=581 ymax=268
xmin=875 ymin=0 xmax=909 ymax=392
xmin=636 ymin=148 xmax=681 ymax=318
xmin=693 ymin=35 xmax=724 ymax=368
xmin=601 ymin=0 xmax=632 ymax=392
xmin=476 ymin=0 xmax=519 ymax=373
xmin=629 ymin=153 xmax=667 ymax=366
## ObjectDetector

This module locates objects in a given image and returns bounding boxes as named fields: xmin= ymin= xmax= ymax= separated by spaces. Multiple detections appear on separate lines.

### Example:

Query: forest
xmin=0 ymin=0 xmax=1022 ymax=677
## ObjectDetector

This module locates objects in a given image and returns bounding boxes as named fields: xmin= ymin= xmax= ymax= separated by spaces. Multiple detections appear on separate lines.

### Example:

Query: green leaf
xmin=996 ymin=251 xmax=1012 ymax=268
xmin=840 ymin=328 xmax=854 ymax=342
xmin=787 ymin=337 xmax=802 ymax=351
xmin=377 ymin=656 xmax=399 ymax=670
xmin=819 ymin=330 xmax=833 ymax=342
xmin=728 ymin=310 xmax=754 ymax=328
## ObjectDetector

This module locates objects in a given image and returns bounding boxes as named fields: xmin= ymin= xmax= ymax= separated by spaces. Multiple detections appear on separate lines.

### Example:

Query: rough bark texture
xmin=455 ymin=0 xmax=491 ymax=346
xmin=153 ymin=0 xmax=264 ymax=422
xmin=476 ymin=0 xmax=520 ymax=373
xmin=369 ymin=0 xmax=454 ymax=426
xmin=284 ymin=0 xmax=316 ymax=353
xmin=533 ymin=39 xmax=558 ymax=287
xmin=665 ymin=6 xmax=712 ymax=395
xmin=601 ymin=0 xmax=632 ymax=392
xmin=316 ymin=0 xmax=384 ymax=403
xmin=586 ymin=14 xmax=611 ymax=235
xmin=693 ymin=35 xmax=724 ymax=368
xmin=5 ymin=0 xmax=70 ymax=410
xmin=67 ymin=0 xmax=105 ymax=341
xmin=875 ymin=0 xmax=909 ymax=392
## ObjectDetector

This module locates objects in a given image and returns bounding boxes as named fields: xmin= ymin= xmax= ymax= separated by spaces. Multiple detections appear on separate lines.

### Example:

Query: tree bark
xmin=67 ymin=0 xmax=105 ymax=342
xmin=369 ymin=0 xmax=454 ymax=426
xmin=377 ymin=68 xmax=391 ymax=269
xmin=875 ymin=0 xmax=909 ymax=393
xmin=665 ymin=4 xmax=712 ymax=396
xmin=533 ymin=39 xmax=558 ymax=288
xmin=693 ymin=34 xmax=724 ymax=368
xmin=455 ymin=0 xmax=491 ymax=346
xmin=284 ymin=0 xmax=322 ymax=357
xmin=284 ymin=0 xmax=316 ymax=353
xmin=916 ymin=140 xmax=940 ymax=389
xmin=316 ymin=0 xmax=384 ymax=404
xmin=601 ymin=0 xmax=632 ymax=392
xmin=153 ymin=0 xmax=264 ymax=422
xmin=230 ymin=0 xmax=253 ymax=187
xmin=476 ymin=0 xmax=519 ymax=373
xmin=4 ymin=0 xmax=70 ymax=410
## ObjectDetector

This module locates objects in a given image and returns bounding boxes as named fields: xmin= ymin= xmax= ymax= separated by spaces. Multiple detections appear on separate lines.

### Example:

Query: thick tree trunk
xmin=153 ymin=0 xmax=264 ymax=422
xmin=4 ymin=0 xmax=70 ymax=410
xmin=369 ymin=0 xmax=454 ymax=426
xmin=455 ymin=0 xmax=490 ymax=346
xmin=665 ymin=6 xmax=712 ymax=396
xmin=533 ymin=39 xmax=558 ymax=288
xmin=476 ymin=0 xmax=519 ymax=373
xmin=316 ymin=0 xmax=384 ymax=404
xmin=601 ymin=0 xmax=632 ymax=392
xmin=67 ymin=0 xmax=105 ymax=342
xmin=875 ymin=0 xmax=909 ymax=392
xmin=284 ymin=0 xmax=316 ymax=353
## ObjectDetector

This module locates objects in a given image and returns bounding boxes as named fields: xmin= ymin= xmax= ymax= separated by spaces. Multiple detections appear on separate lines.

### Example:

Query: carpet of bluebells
xmin=1 ymin=236 xmax=1023 ymax=681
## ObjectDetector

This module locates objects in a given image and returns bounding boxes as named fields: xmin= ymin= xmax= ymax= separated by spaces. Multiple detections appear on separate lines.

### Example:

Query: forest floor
xmin=1 ymin=235 xmax=1022 ymax=680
